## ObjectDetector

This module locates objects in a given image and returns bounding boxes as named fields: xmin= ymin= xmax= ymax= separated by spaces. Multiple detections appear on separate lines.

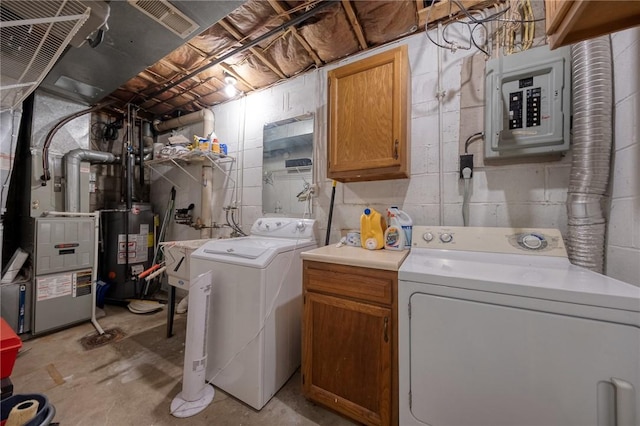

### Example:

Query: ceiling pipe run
xmin=153 ymin=109 xmax=214 ymax=134
xmin=64 ymin=149 xmax=119 ymax=212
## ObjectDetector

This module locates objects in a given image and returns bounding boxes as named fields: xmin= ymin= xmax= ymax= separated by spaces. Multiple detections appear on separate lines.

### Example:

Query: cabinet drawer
xmin=304 ymin=261 xmax=395 ymax=306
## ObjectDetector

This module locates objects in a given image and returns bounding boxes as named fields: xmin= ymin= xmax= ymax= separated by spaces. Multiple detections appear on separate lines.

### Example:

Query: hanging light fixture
xmin=223 ymin=72 xmax=238 ymax=98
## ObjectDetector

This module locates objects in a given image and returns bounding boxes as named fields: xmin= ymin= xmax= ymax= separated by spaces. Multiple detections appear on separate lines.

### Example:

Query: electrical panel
xmin=484 ymin=45 xmax=571 ymax=158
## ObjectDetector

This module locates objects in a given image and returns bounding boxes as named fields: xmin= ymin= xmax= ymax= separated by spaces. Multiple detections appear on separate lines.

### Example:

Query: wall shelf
xmin=145 ymin=150 xmax=235 ymax=189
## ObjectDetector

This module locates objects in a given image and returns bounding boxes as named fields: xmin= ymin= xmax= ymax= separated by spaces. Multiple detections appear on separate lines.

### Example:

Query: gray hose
xmin=566 ymin=36 xmax=613 ymax=273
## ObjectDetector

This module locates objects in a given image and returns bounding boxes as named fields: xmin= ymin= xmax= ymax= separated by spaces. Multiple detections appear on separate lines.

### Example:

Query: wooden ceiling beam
xmin=267 ymin=0 xmax=323 ymax=66
xmin=341 ymin=0 xmax=367 ymax=50
xmin=184 ymin=42 xmax=258 ymax=91
xmin=417 ymin=0 xmax=503 ymax=29
xmin=218 ymin=19 xmax=287 ymax=80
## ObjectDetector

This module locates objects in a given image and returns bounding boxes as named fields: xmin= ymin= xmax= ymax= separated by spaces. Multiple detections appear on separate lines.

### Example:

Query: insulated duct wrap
xmin=566 ymin=37 xmax=613 ymax=273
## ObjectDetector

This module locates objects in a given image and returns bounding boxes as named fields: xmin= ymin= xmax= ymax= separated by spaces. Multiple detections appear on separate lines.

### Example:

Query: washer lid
xmin=399 ymin=249 xmax=640 ymax=313
xmin=191 ymin=236 xmax=315 ymax=267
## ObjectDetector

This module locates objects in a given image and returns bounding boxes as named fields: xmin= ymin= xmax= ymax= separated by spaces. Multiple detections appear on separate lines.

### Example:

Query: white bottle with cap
xmin=387 ymin=206 xmax=412 ymax=249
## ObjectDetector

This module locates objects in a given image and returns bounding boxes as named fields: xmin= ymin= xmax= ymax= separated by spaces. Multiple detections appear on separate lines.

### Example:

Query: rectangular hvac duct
xmin=127 ymin=0 xmax=199 ymax=39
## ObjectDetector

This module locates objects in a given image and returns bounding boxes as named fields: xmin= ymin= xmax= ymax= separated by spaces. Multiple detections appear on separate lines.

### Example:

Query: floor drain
xmin=79 ymin=327 xmax=126 ymax=350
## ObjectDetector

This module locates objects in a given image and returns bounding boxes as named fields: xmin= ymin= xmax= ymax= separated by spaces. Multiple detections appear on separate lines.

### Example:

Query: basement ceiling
xmin=35 ymin=0 xmax=507 ymax=119
xmin=105 ymin=0 xmax=423 ymax=119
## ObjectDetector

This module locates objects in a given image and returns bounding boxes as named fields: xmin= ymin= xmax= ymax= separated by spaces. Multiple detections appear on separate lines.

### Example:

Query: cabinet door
xmin=328 ymin=45 xmax=409 ymax=182
xmin=303 ymin=291 xmax=392 ymax=426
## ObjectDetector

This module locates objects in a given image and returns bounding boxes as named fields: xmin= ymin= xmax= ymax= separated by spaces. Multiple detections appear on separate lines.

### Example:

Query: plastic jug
xmin=360 ymin=208 xmax=386 ymax=250
xmin=387 ymin=206 xmax=412 ymax=249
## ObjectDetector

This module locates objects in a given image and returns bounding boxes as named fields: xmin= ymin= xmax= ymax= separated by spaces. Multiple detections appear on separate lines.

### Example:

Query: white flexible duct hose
xmin=566 ymin=36 xmax=613 ymax=273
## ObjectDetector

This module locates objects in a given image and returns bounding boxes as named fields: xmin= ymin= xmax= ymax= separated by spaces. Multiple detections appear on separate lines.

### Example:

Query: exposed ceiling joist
xmin=268 ymin=0 xmax=323 ymax=66
xmin=341 ymin=0 xmax=367 ymax=50
xmin=417 ymin=0 xmax=503 ymax=28
xmin=218 ymin=19 xmax=287 ymax=80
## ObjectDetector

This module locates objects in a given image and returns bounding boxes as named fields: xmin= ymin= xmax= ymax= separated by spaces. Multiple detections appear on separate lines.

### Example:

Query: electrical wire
xmin=425 ymin=0 xmax=508 ymax=55
xmin=464 ymin=131 xmax=484 ymax=153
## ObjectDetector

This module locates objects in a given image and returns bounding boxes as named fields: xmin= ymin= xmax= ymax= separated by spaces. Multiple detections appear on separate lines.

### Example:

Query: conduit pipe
xmin=566 ymin=36 xmax=613 ymax=273
xmin=154 ymin=109 xmax=215 ymax=238
xmin=41 ymin=100 xmax=116 ymax=185
xmin=64 ymin=149 xmax=118 ymax=212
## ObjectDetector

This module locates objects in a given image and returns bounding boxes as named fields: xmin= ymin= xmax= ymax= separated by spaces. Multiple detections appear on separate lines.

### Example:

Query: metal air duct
xmin=566 ymin=36 xmax=613 ymax=273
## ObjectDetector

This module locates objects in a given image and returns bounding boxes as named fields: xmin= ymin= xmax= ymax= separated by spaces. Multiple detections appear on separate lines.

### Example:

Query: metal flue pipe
xmin=64 ymin=149 xmax=119 ymax=212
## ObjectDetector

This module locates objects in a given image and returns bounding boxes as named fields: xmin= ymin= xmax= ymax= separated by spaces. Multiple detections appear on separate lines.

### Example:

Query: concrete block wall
xmin=607 ymin=27 xmax=640 ymax=286
xmin=212 ymin=29 xmax=638 ymax=285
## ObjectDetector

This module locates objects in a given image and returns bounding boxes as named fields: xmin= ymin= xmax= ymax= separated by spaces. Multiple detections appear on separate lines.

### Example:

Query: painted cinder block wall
xmin=606 ymin=28 xmax=640 ymax=286
xmin=212 ymin=28 xmax=640 ymax=287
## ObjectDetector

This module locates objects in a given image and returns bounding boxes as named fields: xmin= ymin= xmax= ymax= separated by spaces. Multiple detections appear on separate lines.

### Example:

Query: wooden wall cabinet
xmin=545 ymin=0 xmax=640 ymax=49
xmin=302 ymin=260 xmax=398 ymax=426
xmin=327 ymin=45 xmax=410 ymax=182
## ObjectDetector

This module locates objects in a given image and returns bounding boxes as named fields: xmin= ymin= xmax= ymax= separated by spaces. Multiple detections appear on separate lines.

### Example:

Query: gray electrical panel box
xmin=484 ymin=45 xmax=571 ymax=158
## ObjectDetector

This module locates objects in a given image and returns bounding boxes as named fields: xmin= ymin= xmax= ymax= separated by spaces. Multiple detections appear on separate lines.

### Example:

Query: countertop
xmin=301 ymin=245 xmax=409 ymax=271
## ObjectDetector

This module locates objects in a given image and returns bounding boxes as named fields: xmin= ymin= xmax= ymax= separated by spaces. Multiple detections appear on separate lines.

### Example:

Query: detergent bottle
xmin=360 ymin=208 xmax=386 ymax=250
xmin=383 ymin=218 xmax=405 ymax=251
xmin=387 ymin=206 xmax=413 ymax=249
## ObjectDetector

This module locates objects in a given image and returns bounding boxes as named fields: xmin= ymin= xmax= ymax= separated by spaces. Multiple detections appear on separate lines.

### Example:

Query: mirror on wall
xmin=262 ymin=113 xmax=314 ymax=216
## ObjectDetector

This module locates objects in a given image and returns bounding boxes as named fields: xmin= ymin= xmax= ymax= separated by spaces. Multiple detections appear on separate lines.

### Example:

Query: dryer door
xmin=408 ymin=292 xmax=640 ymax=426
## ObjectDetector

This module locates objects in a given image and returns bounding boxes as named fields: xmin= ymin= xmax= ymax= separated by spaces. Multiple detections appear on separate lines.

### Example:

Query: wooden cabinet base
xmin=302 ymin=261 xmax=398 ymax=426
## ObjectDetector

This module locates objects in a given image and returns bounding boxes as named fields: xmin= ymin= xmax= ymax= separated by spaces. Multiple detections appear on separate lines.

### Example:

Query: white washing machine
xmin=398 ymin=226 xmax=640 ymax=426
xmin=189 ymin=217 xmax=317 ymax=410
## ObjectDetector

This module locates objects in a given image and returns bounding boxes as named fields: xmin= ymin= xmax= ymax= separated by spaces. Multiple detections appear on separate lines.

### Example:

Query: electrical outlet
xmin=459 ymin=154 xmax=474 ymax=178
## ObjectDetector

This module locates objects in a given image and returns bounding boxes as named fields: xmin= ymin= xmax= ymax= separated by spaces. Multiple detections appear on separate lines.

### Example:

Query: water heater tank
xmin=100 ymin=203 xmax=155 ymax=301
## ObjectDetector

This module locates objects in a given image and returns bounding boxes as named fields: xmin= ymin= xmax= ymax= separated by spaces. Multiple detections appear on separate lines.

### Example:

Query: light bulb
xmin=224 ymin=84 xmax=237 ymax=98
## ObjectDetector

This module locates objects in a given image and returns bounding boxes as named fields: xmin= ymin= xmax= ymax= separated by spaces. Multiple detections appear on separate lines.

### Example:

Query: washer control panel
xmin=412 ymin=226 xmax=567 ymax=257
xmin=251 ymin=217 xmax=316 ymax=240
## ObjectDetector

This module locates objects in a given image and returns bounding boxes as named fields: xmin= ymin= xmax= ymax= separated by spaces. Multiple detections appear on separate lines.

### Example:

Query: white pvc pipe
xmin=42 ymin=210 xmax=105 ymax=335
xmin=154 ymin=109 xmax=214 ymax=134
xmin=437 ymin=24 xmax=445 ymax=226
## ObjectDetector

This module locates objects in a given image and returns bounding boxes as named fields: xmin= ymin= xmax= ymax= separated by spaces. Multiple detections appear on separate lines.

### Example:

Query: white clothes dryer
xmin=398 ymin=226 xmax=640 ymax=426
xmin=189 ymin=217 xmax=317 ymax=410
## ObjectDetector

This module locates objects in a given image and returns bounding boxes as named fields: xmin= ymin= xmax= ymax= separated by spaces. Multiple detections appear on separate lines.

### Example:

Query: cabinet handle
xmin=611 ymin=378 xmax=636 ymax=426
xmin=383 ymin=317 xmax=389 ymax=343
xmin=393 ymin=139 xmax=399 ymax=160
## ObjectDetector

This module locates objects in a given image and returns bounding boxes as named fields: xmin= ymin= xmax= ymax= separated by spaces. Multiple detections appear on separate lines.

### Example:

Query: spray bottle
xmin=384 ymin=212 xmax=405 ymax=251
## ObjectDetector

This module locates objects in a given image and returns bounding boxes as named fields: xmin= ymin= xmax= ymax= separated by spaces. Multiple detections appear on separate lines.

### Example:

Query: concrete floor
xmin=9 ymin=305 xmax=355 ymax=425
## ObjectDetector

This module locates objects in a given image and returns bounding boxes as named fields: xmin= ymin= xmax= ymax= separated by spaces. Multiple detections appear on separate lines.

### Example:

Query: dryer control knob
xmin=440 ymin=233 xmax=453 ymax=243
xmin=423 ymin=232 xmax=434 ymax=242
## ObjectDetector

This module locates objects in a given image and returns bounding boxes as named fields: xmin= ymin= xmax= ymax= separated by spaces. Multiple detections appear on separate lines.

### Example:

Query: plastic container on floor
xmin=0 ymin=394 xmax=56 ymax=426
xmin=0 ymin=317 xmax=21 ymax=379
